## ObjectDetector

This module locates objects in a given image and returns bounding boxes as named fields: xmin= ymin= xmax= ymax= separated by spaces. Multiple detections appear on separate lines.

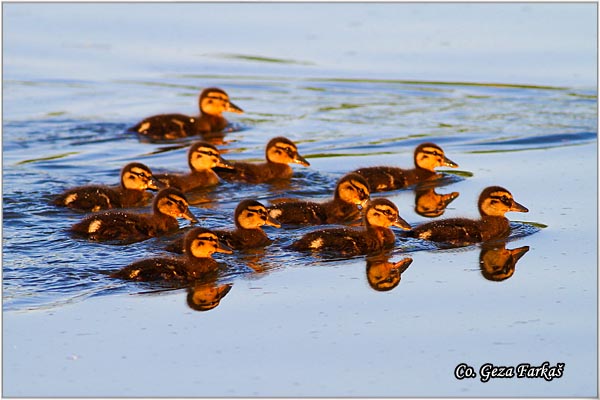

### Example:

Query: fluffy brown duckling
xmin=353 ymin=142 xmax=458 ymax=191
xmin=110 ymin=227 xmax=232 ymax=282
xmin=366 ymin=256 xmax=413 ymax=292
xmin=414 ymin=188 xmax=460 ymax=218
xmin=215 ymin=137 xmax=310 ymax=183
xmin=154 ymin=142 xmax=233 ymax=192
xmin=166 ymin=199 xmax=280 ymax=253
xmin=479 ymin=243 xmax=529 ymax=282
xmin=268 ymin=173 xmax=370 ymax=225
xmin=409 ymin=186 xmax=529 ymax=246
xmin=71 ymin=187 xmax=198 ymax=243
xmin=54 ymin=162 xmax=162 ymax=212
xmin=291 ymin=198 xmax=411 ymax=256
xmin=129 ymin=88 xmax=243 ymax=140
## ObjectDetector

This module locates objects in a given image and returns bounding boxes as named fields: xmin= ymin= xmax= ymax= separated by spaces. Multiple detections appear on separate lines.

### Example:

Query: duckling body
xmin=54 ymin=163 xmax=162 ymax=212
xmin=111 ymin=227 xmax=232 ymax=282
xmin=216 ymin=137 xmax=310 ymax=183
xmin=353 ymin=143 xmax=458 ymax=191
xmin=291 ymin=198 xmax=410 ymax=256
xmin=129 ymin=88 xmax=243 ymax=140
xmin=154 ymin=142 xmax=233 ymax=192
xmin=71 ymin=188 xmax=197 ymax=243
xmin=409 ymin=186 xmax=528 ymax=246
xmin=268 ymin=173 xmax=370 ymax=225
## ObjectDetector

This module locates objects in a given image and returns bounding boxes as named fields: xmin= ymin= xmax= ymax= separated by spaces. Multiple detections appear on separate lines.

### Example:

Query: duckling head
xmin=478 ymin=186 xmax=529 ymax=217
xmin=414 ymin=142 xmax=458 ymax=172
xmin=154 ymin=188 xmax=198 ymax=223
xmin=480 ymin=244 xmax=529 ymax=281
xmin=235 ymin=199 xmax=281 ymax=229
xmin=186 ymin=283 xmax=233 ymax=312
xmin=265 ymin=137 xmax=310 ymax=166
xmin=334 ymin=173 xmax=371 ymax=207
xmin=121 ymin=162 xmax=163 ymax=191
xmin=185 ymin=227 xmax=233 ymax=259
xmin=188 ymin=141 xmax=233 ymax=171
xmin=364 ymin=198 xmax=411 ymax=230
xmin=415 ymin=188 xmax=460 ymax=218
xmin=366 ymin=256 xmax=413 ymax=291
xmin=199 ymin=88 xmax=243 ymax=116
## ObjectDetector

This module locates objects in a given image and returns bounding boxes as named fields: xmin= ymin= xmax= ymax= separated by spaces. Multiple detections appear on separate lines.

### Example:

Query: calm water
xmin=2 ymin=3 xmax=597 ymax=397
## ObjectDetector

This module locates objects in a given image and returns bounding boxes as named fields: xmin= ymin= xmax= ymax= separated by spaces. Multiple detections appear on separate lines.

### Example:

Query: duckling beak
xmin=510 ymin=200 xmax=529 ymax=213
xmin=215 ymin=241 xmax=234 ymax=254
xmin=443 ymin=191 xmax=460 ymax=205
xmin=293 ymin=154 xmax=311 ymax=167
xmin=265 ymin=215 xmax=282 ymax=228
xmin=148 ymin=176 xmax=166 ymax=190
xmin=510 ymin=245 xmax=530 ymax=262
xmin=392 ymin=215 xmax=412 ymax=230
xmin=392 ymin=257 xmax=413 ymax=274
xmin=226 ymin=101 xmax=244 ymax=114
xmin=443 ymin=156 xmax=459 ymax=168
xmin=216 ymin=156 xmax=235 ymax=170
xmin=181 ymin=209 xmax=199 ymax=223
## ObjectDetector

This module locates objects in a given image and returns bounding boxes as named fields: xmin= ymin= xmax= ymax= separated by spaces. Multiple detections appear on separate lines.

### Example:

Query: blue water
xmin=2 ymin=3 xmax=597 ymax=397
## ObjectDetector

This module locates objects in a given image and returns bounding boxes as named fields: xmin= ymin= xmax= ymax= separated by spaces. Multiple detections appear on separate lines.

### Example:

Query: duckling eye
xmin=246 ymin=211 xmax=254 ymax=217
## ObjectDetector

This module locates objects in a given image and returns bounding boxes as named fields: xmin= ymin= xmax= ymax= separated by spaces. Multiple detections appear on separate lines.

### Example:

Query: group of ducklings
xmin=55 ymin=87 xmax=529 ymax=285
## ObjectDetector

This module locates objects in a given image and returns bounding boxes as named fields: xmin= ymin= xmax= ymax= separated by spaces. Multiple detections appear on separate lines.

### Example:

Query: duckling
xmin=353 ymin=142 xmax=458 ymax=191
xmin=291 ymin=198 xmax=411 ymax=256
xmin=154 ymin=142 xmax=233 ymax=192
xmin=110 ymin=227 xmax=232 ymax=282
xmin=268 ymin=173 xmax=370 ymax=225
xmin=129 ymin=88 xmax=243 ymax=140
xmin=479 ymin=243 xmax=529 ymax=282
xmin=366 ymin=256 xmax=413 ymax=292
xmin=187 ymin=282 xmax=233 ymax=312
xmin=53 ymin=162 xmax=163 ymax=212
xmin=166 ymin=199 xmax=280 ymax=253
xmin=71 ymin=187 xmax=198 ymax=243
xmin=215 ymin=137 xmax=310 ymax=183
xmin=414 ymin=188 xmax=459 ymax=218
xmin=409 ymin=186 xmax=529 ymax=246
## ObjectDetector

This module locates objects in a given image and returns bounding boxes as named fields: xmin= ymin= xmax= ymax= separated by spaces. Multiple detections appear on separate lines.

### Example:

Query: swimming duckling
xmin=479 ymin=243 xmax=529 ymax=282
xmin=71 ymin=187 xmax=198 ymax=243
xmin=154 ymin=142 xmax=233 ymax=192
xmin=110 ymin=227 xmax=232 ymax=282
xmin=353 ymin=142 xmax=458 ymax=191
xmin=54 ymin=162 xmax=162 ymax=212
xmin=187 ymin=282 xmax=233 ymax=312
xmin=166 ymin=199 xmax=280 ymax=253
xmin=414 ymin=188 xmax=459 ymax=218
xmin=268 ymin=173 xmax=370 ymax=225
xmin=291 ymin=198 xmax=411 ymax=256
xmin=215 ymin=137 xmax=310 ymax=183
xmin=409 ymin=186 xmax=528 ymax=246
xmin=366 ymin=255 xmax=413 ymax=292
xmin=129 ymin=88 xmax=243 ymax=140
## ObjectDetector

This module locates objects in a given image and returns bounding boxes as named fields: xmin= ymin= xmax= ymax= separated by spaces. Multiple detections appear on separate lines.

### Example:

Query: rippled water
xmin=3 ymin=3 xmax=597 ymax=397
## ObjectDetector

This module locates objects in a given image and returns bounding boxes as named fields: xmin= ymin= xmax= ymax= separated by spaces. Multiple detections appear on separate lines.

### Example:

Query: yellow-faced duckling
xmin=268 ymin=173 xmax=370 ymax=225
xmin=129 ymin=88 xmax=243 ymax=140
xmin=353 ymin=142 xmax=458 ymax=191
xmin=71 ymin=187 xmax=198 ymax=243
xmin=291 ymin=198 xmax=411 ymax=256
xmin=154 ymin=142 xmax=233 ymax=192
xmin=409 ymin=186 xmax=528 ymax=246
xmin=111 ymin=227 xmax=232 ymax=282
xmin=54 ymin=162 xmax=162 ymax=212
xmin=479 ymin=243 xmax=529 ymax=282
xmin=366 ymin=256 xmax=413 ymax=292
xmin=216 ymin=137 xmax=310 ymax=183
xmin=187 ymin=282 xmax=233 ymax=312
xmin=166 ymin=199 xmax=280 ymax=253
xmin=414 ymin=188 xmax=459 ymax=218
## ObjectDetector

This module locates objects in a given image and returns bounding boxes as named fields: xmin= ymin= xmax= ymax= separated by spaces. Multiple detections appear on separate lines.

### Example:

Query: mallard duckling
xmin=268 ymin=173 xmax=370 ymax=225
xmin=166 ymin=199 xmax=280 ymax=253
xmin=366 ymin=256 xmax=413 ymax=291
xmin=415 ymin=188 xmax=459 ymax=218
xmin=409 ymin=186 xmax=529 ymax=245
xmin=53 ymin=162 xmax=162 ymax=212
xmin=71 ymin=187 xmax=198 ymax=243
xmin=216 ymin=137 xmax=310 ymax=183
xmin=187 ymin=282 xmax=233 ymax=312
xmin=480 ymin=243 xmax=529 ymax=282
xmin=129 ymin=88 xmax=243 ymax=140
xmin=353 ymin=142 xmax=458 ymax=191
xmin=154 ymin=142 xmax=233 ymax=192
xmin=291 ymin=198 xmax=411 ymax=256
xmin=110 ymin=227 xmax=232 ymax=282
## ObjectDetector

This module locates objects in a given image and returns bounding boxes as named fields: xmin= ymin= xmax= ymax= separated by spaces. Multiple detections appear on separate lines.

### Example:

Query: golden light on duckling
xmin=366 ymin=256 xmax=413 ymax=291
xmin=186 ymin=283 xmax=233 ymax=312
xmin=479 ymin=243 xmax=529 ymax=282
xmin=415 ymin=188 xmax=460 ymax=218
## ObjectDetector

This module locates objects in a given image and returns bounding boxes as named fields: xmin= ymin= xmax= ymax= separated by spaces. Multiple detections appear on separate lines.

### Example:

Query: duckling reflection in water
xmin=408 ymin=186 xmax=528 ymax=246
xmin=215 ymin=137 xmax=310 ymax=183
xmin=291 ymin=198 xmax=411 ymax=256
xmin=111 ymin=227 xmax=232 ymax=282
xmin=54 ymin=162 xmax=163 ymax=212
xmin=268 ymin=173 xmax=370 ymax=225
xmin=414 ymin=187 xmax=459 ymax=218
xmin=129 ymin=88 xmax=243 ymax=140
xmin=353 ymin=143 xmax=459 ymax=192
xmin=479 ymin=242 xmax=529 ymax=282
xmin=366 ymin=255 xmax=413 ymax=292
xmin=187 ymin=282 xmax=233 ymax=312
xmin=154 ymin=142 xmax=234 ymax=192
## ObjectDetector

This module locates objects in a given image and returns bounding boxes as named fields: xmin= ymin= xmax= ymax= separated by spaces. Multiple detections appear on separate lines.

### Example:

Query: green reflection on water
xmin=16 ymin=152 xmax=79 ymax=165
